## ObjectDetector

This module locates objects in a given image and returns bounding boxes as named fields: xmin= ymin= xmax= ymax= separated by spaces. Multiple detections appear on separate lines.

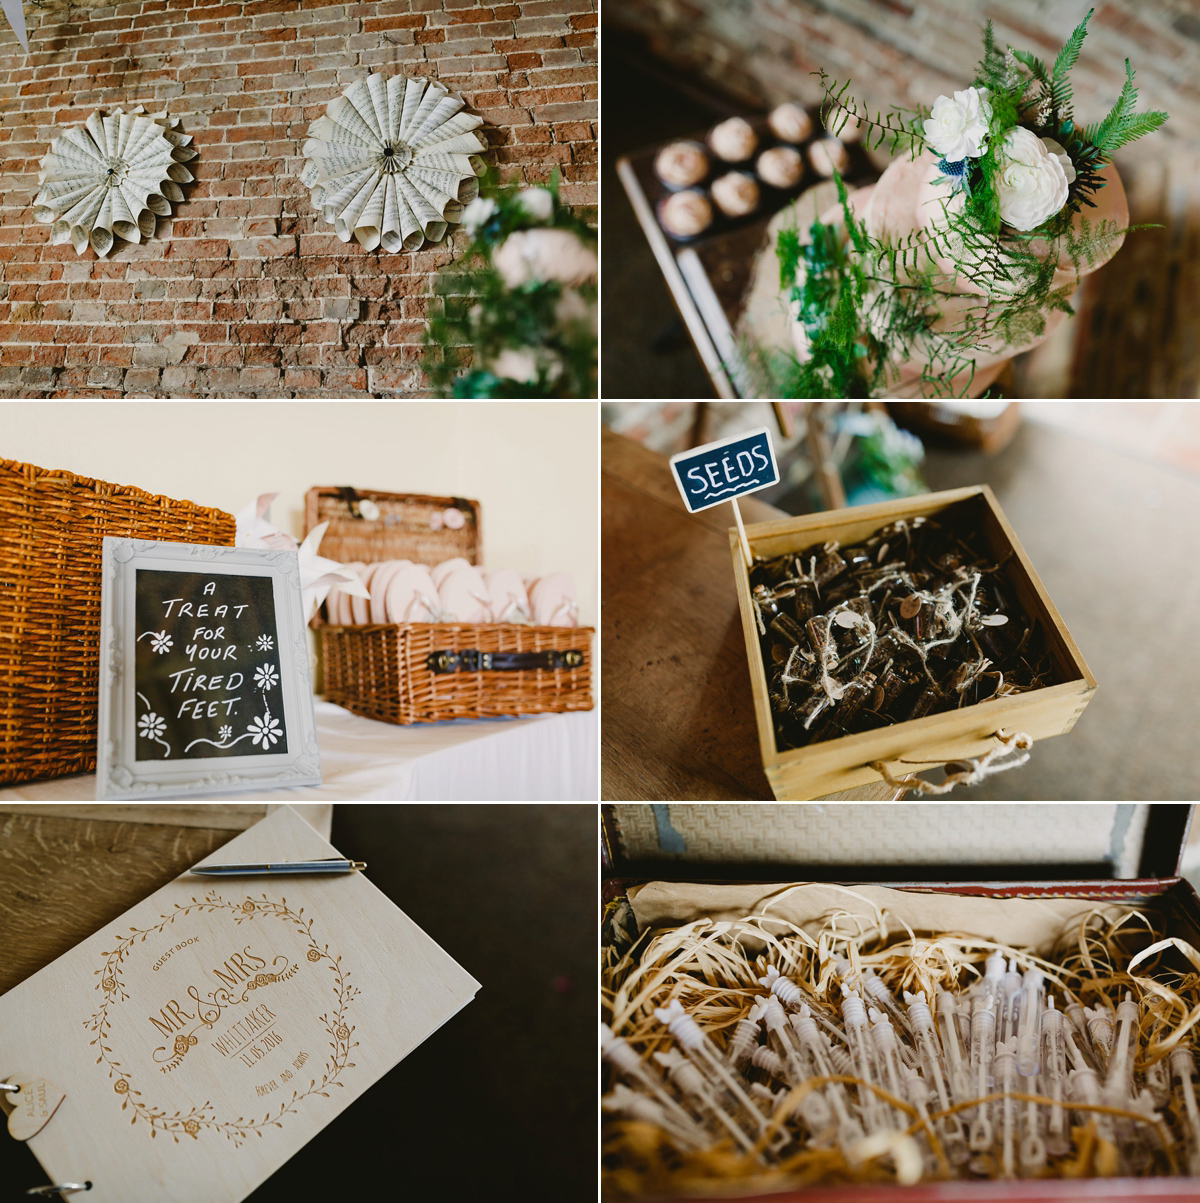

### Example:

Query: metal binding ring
xmin=26 ymin=1186 xmax=92 ymax=1197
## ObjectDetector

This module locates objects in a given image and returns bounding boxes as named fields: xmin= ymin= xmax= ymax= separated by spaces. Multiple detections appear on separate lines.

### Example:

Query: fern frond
xmin=1011 ymin=48 xmax=1049 ymax=88
xmin=816 ymin=70 xmax=927 ymax=158
xmin=1053 ymin=8 xmax=1092 ymax=82
xmin=1094 ymin=109 xmax=1168 ymax=154
xmin=1082 ymin=59 xmax=1161 ymax=156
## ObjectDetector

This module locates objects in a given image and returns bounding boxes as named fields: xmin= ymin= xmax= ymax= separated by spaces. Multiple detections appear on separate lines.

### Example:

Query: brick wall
xmin=607 ymin=0 xmax=1197 ymax=154
xmin=0 ymin=0 xmax=596 ymax=397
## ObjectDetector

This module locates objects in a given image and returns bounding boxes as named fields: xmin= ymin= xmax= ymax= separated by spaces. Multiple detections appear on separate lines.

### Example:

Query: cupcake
xmin=658 ymin=189 xmax=713 ymax=238
xmin=708 ymin=116 xmax=758 ymax=163
xmin=768 ymin=102 xmax=813 ymax=144
xmin=654 ymin=140 xmax=709 ymax=189
xmin=711 ymin=171 xmax=760 ymax=217
xmin=808 ymin=137 xmax=849 ymax=177
xmin=756 ymin=146 xmax=805 ymax=190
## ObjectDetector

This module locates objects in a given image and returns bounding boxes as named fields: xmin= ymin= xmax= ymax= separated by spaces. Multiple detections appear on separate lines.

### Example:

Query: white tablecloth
xmin=1 ymin=701 xmax=598 ymax=802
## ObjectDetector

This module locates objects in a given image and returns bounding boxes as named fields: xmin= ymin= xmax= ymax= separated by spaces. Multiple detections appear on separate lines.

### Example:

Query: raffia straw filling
xmin=603 ymin=898 xmax=1200 ymax=1196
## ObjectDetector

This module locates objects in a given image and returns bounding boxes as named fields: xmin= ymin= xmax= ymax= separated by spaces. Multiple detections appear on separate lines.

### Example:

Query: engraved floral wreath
xmin=86 ymin=892 xmax=360 ymax=1145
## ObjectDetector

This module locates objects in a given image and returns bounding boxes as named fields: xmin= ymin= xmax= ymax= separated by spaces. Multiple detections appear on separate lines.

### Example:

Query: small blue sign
xmin=669 ymin=426 xmax=779 ymax=513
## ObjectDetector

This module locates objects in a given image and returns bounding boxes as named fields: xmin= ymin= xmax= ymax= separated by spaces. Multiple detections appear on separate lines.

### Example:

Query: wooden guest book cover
xmin=0 ymin=806 xmax=480 ymax=1201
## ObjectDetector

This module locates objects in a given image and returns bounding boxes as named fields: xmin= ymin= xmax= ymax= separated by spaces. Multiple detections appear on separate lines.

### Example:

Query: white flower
xmin=995 ymin=126 xmax=1071 ymax=231
xmin=490 ymin=348 xmax=540 ymax=383
xmin=489 ymin=347 xmax=565 ymax=385
xmin=922 ymin=87 xmax=991 ymax=161
xmin=248 ymin=714 xmax=281 ymax=748
xmin=462 ymin=197 xmax=497 ymax=235
xmin=253 ymin=663 xmax=280 ymax=691
xmin=515 ymin=187 xmax=554 ymax=223
xmin=150 ymin=631 xmax=173 ymax=654
xmin=138 ymin=712 xmax=165 ymax=740
xmin=218 ymin=725 xmax=232 ymax=741
xmin=256 ymin=634 xmax=274 ymax=651
xmin=492 ymin=228 xmax=597 ymax=289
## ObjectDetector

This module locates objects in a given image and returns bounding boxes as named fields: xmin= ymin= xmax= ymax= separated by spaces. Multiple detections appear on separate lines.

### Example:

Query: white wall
xmin=3 ymin=400 xmax=598 ymax=626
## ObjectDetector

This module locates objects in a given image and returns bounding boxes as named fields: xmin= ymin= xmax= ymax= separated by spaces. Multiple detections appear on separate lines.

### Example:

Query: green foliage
xmin=421 ymin=169 xmax=597 ymax=398
xmin=1052 ymin=9 xmax=1090 ymax=95
xmin=1010 ymin=8 xmax=1092 ymax=125
xmin=817 ymin=71 xmax=928 ymax=159
xmin=773 ymin=181 xmax=876 ymax=398
xmin=974 ymin=20 xmax=1008 ymax=93
xmin=1084 ymin=59 xmax=1169 ymax=155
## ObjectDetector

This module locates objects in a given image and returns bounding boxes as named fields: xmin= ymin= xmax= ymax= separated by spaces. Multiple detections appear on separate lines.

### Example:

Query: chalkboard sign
xmin=668 ymin=426 xmax=779 ymax=513
xmin=134 ymin=569 xmax=288 ymax=761
xmin=98 ymin=539 xmax=322 ymax=800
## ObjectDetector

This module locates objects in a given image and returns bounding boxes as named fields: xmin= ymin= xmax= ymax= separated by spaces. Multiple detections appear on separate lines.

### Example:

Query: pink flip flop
xmin=528 ymin=572 xmax=578 ymax=626
xmin=369 ymin=559 xmax=408 ymax=624
xmin=437 ymin=563 xmax=491 ymax=623
xmin=481 ymin=567 xmax=530 ymax=624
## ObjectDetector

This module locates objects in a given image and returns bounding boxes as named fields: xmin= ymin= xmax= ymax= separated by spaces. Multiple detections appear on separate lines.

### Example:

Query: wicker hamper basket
xmin=0 ymin=460 xmax=235 ymax=785
xmin=306 ymin=486 xmax=593 ymax=724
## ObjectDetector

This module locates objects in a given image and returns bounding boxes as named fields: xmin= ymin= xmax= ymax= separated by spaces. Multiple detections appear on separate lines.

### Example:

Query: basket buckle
xmin=563 ymin=650 xmax=584 ymax=669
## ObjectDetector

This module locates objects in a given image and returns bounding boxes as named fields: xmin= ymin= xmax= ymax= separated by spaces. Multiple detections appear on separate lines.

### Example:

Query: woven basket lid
xmin=305 ymin=487 xmax=482 ymax=567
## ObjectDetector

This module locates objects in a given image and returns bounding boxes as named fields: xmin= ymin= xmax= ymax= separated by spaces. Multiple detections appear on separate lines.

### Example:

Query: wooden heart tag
xmin=2 ymin=1074 xmax=66 ymax=1141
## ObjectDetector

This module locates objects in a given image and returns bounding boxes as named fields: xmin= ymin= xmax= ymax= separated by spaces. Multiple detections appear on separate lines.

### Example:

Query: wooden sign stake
xmin=732 ymin=498 xmax=752 ymax=567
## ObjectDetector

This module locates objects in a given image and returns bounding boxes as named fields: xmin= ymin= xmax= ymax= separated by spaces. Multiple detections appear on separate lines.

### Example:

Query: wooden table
xmin=601 ymin=428 xmax=901 ymax=801
xmin=0 ymin=804 xmax=332 ymax=995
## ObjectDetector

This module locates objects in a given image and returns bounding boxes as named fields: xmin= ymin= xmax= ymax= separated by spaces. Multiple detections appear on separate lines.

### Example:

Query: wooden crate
xmin=305 ymin=486 xmax=593 ymax=724
xmin=730 ymin=485 xmax=1096 ymax=800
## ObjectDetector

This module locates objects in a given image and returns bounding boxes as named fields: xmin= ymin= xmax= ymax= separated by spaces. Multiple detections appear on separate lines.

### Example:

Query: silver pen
xmin=191 ymin=858 xmax=367 ymax=877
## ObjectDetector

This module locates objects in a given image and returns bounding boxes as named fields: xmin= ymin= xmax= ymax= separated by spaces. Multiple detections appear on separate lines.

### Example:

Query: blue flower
xmin=936 ymin=157 xmax=971 ymax=193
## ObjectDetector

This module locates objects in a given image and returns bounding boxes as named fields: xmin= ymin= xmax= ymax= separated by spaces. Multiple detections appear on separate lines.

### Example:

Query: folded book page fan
xmin=300 ymin=72 xmax=487 ymax=253
xmin=2 ymin=0 xmax=29 ymax=53
xmin=32 ymin=107 xmax=196 ymax=257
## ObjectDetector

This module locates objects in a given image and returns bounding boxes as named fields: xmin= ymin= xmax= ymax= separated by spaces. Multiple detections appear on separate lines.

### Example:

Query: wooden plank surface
xmin=601 ymin=427 xmax=901 ymax=801
xmin=0 ymin=806 xmax=334 ymax=994
xmin=0 ymin=804 xmax=334 ymax=833
xmin=0 ymin=811 xmax=245 ymax=995
xmin=1063 ymin=150 xmax=1200 ymax=398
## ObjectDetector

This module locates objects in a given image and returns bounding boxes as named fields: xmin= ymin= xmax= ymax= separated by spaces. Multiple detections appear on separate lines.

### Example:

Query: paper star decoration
xmin=234 ymin=493 xmax=368 ymax=623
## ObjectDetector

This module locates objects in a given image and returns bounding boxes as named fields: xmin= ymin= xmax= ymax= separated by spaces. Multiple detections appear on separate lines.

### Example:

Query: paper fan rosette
xmin=32 ymin=107 xmax=196 ymax=257
xmin=300 ymin=73 xmax=487 ymax=253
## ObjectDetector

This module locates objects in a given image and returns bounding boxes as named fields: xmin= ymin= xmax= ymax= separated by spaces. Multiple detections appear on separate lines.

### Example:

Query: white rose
xmin=492 ymin=228 xmax=597 ymax=289
xmin=922 ymin=87 xmax=991 ymax=161
xmin=995 ymin=126 xmax=1071 ymax=231
xmin=515 ymin=187 xmax=555 ymax=223
xmin=462 ymin=197 xmax=497 ymax=235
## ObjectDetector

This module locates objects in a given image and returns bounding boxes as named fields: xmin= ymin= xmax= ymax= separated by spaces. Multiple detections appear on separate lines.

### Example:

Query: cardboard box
xmin=730 ymin=486 xmax=1095 ymax=800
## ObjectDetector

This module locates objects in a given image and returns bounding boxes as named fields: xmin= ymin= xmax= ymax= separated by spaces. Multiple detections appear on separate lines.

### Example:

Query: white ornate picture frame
xmin=97 ymin=538 xmax=322 ymax=800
